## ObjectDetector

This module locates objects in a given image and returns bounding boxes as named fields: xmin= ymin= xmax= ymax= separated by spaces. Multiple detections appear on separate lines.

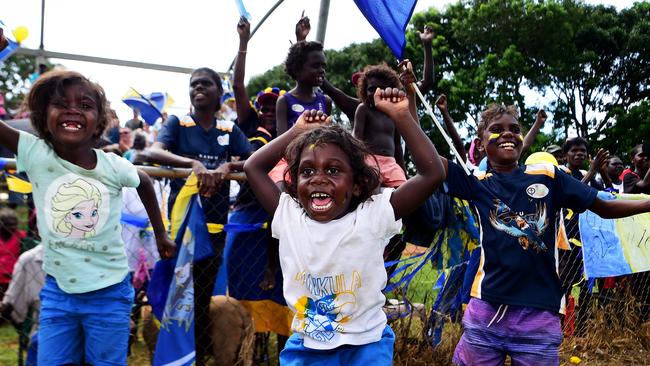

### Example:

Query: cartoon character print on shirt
xmin=488 ymin=199 xmax=548 ymax=252
xmin=293 ymin=271 xmax=360 ymax=342
xmin=45 ymin=175 xmax=110 ymax=240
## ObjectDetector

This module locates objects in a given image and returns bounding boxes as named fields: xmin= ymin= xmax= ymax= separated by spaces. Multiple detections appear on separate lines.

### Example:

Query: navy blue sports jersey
xmin=445 ymin=161 xmax=598 ymax=313
xmin=157 ymin=115 xmax=252 ymax=224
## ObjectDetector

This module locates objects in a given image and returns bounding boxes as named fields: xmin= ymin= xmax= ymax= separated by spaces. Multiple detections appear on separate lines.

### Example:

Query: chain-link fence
xmin=0 ymin=164 xmax=649 ymax=365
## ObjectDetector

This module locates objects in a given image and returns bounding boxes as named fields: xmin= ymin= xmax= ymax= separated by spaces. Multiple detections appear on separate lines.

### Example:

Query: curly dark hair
xmin=27 ymin=70 xmax=110 ymax=146
xmin=356 ymin=64 xmax=402 ymax=104
xmin=191 ymin=67 xmax=224 ymax=110
xmin=284 ymin=41 xmax=324 ymax=80
xmin=283 ymin=124 xmax=380 ymax=211
xmin=563 ymin=137 xmax=589 ymax=154
xmin=476 ymin=103 xmax=520 ymax=138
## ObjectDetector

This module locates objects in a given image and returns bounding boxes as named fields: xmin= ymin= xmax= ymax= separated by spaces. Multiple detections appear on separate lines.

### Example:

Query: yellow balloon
xmin=525 ymin=152 xmax=559 ymax=167
xmin=12 ymin=26 xmax=29 ymax=43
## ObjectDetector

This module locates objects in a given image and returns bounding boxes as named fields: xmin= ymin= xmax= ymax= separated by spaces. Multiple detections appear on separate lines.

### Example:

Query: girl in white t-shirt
xmin=244 ymin=88 xmax=445 ymax=365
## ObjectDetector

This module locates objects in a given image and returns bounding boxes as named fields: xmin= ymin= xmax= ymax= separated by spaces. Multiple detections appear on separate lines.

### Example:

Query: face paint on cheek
xmin=517 ymin=134 xmax=524 ymax=141
xmin=308 ymin=144 xmax=315 ymax=150
xmin=488 ymin=133 xmax=501 ymax=145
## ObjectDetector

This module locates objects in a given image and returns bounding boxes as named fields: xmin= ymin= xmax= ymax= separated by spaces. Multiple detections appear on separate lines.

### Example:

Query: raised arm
xmin=321 ymin=79 xmax=360 ymax=123
xmin=244 ymin=110 xmax=330 ymax=215
xmin=295 ymin=15 xmax=311 ymax=42
xmin=373 ymin=88 xmax=445 ymax=220
xmin=589 ymin=196 xmax=650 ymax=219
xmin=582 ymin=148 xmax=609 ymax=185
xmin=136 ymin=170 xmax=175 ymax=259
xmin=352 ymin=104 xmax=368 ymax=140
xmin=521 ymin=109 xmax=546 ymax=155
xmin=276 ymin=95 xmax=289 ymax=135
xmin=417 ymin=25 xmax=435 ymax=93
xmin=398 ymin=60 xmax=419 ymax=120
xmin=233 ymin=17 xmax=254 ymax=130
xmin=435 ymin=94 xmax=467 ymax=162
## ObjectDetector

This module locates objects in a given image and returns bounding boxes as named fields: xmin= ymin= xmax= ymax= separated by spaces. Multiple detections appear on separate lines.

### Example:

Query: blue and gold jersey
xmin=445 ymin=161 xmax=597 ymax=313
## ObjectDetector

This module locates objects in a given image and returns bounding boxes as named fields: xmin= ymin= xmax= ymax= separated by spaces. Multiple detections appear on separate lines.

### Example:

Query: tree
xmin=0 ymin=53 xmax=51 ymax=116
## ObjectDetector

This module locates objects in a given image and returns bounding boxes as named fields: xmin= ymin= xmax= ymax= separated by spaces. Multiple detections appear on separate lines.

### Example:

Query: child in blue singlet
xmin=0 ymin=68 xmax=175 ymax=365
xmin=276 ymin=41 xmax=333 ymax=135
xmin=446 ymin=103 xmax=650 ymax=366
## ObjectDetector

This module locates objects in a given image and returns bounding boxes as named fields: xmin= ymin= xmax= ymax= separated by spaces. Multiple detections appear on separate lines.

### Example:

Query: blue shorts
xmin=279 ymin=325 xmax=395 ymax=366
xmin=38 ymin=275 xmax=134 ymax=366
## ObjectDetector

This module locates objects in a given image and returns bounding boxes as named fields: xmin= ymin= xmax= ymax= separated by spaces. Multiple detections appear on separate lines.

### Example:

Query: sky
xmin=2 ymin=0 xmax=639 ymax=124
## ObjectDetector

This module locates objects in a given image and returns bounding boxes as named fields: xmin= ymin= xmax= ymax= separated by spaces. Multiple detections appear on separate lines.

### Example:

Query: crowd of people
xmin=0 ymin=13 xmax=649 ymax=366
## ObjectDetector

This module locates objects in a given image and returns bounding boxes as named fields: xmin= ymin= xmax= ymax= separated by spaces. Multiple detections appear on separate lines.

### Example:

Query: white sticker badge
xmin=526 ymin=183 xmax=549 ymax=199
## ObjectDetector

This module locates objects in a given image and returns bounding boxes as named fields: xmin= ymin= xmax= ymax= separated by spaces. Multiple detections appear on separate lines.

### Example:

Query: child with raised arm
xmin=244 ymin=88 xmax=445 ymax=365
xmin=0 ymin=69 xmax=175 ymax=365
xmin=444 ymin=104 xmax=650 ymax=365
xmin=354 ymin=65 xmax=407 ymax=187
xmin=276 ymin=41 xmax=333 ymax=135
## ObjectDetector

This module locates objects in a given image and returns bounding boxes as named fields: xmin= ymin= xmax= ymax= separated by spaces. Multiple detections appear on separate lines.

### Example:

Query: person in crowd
xmin=123 ymin=132 xmax=146 ymax=163
xmin=244 ymin=87 xmax=445 ymax=365
xmin=276 ymin=41 xmax=332 ymax=135
xmin=443 ymin=103 xmax=650 ymax=365
xmin=0 ymin=67 xmax=175 ymax=365
xmin=545 ymin=144 xmax=565 ymax=166
xmin=0 ymin=208 xmax=25 ymax=301
xmin=353 ymin=65 xmax=407 ymax=188
xmin=562 ymin=137 xmax=609 ymax=188
xmin=125 ymin=109 xmax=144 ymax=131
xmin=227 ymin=16 xmax=292 ymax=359
xmin=621 ymin=143 xmax=650 ymax=194
xmin=145 ymin=66 xmax=252 ymax=364
xmin=1 ymin=242 xmax=44 ymax=365
xmin=597 ymin=154 xmax=624 ymax=193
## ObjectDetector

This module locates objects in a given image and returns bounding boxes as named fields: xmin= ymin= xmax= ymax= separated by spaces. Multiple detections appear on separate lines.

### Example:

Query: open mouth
xmin=310 ymin=192 xmax=333 ymax=211
xmin=316 ymin=76 xmax=324 ymax=84
xmin=61 ymin=121 xmax=83 ymax=131
xmin=498 ymin=141 xmax=516 ymax=151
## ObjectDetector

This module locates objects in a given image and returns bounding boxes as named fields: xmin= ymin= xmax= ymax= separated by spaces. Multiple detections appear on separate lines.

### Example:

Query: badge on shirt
xmin=291 ymin=104 xmax=305 ymax=113
xmin=526 ymin=183 xmax=549 ymax=199
xmin=217 ymin=134 xmax=230 ymax=146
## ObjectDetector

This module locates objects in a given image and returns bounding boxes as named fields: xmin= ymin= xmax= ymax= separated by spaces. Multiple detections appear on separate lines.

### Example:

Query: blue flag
xmin=353 ymin=0 xmax=418 ymax=60
xmin=0 ymin=37 xmax=19 ymax=63
xmin=122 ymin=88 xmax=174 ymax=125
xmin=151 ymin=195 xmax=211 ymax=366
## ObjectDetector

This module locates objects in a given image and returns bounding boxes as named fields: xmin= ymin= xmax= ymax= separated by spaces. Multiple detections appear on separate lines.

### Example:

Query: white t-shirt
xmin=272 ymin=188 xmax=402 ymax=350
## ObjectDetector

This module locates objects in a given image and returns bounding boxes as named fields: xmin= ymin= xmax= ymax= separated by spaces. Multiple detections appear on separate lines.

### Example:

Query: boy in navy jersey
xmin=445 ymin=104 xmax=650 ymax=365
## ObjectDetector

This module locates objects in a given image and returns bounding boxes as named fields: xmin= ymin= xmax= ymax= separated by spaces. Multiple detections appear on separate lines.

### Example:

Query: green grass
xmin=0 ymin=323 xmax=20 ymax=365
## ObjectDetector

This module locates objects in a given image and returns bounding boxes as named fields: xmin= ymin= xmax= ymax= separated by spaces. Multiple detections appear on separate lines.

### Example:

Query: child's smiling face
xmin=46 ymin=83 xmax=99 ymax=149
xmin=297 ymin=50 xmax=326 ymax=87
xmin=296 ymin=143 xmax=360 ymax=222
xmin=479 ymin=114 xmax=523 ymax=169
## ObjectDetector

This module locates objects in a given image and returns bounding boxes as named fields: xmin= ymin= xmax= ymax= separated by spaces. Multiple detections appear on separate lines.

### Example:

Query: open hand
xmin=418 ymin=25 xmax=435 ymax=44
xmin=435 ymin=94 xmax=448 ymax=113
xmin=295 ymin=15 xmax=311 ymax=42
xmin=373 ymin=87 xmax=409 ymax=120
xmin=237 ymin=16 xmax=251 ymax=41
xmin=156 ymin=236 xmax=176 ymax=259
xmin=295 ymin=109 xmax=330 ymax=131
xmin=589 ymin=148 xmax=610 ymax=173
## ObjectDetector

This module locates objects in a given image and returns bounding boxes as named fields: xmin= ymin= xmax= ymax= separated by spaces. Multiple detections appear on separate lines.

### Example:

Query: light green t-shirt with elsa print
xmin=16 ymin=131 xmax=140 ymax=294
